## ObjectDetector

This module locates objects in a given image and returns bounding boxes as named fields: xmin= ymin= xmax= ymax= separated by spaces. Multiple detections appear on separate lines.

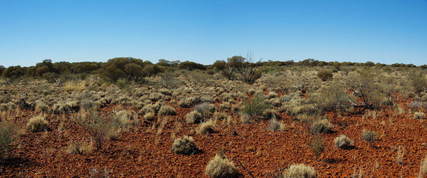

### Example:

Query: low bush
xmin=312 ymin=83 xmax=355 ymax=113
xmin=171 ymin=136 xmax=200 ymax=155
xmin=346 ymin=70 xmax=387 ymax=109
xmin=267 ymin=118 xmax=286 ymax=131
xmin=361 ymin=129 xmax=378 ymax=143
xmin=113 ymin=110 xmax=138 ymax=129
xmin=2 ymin=66 xmax=26 ymax=79
xmin=158 ymin=105 xmax=176 ymax=116
xmin=309 ymin=136 xmax=325 ymax=158
xmin=66 ymin=141 xmax=94 ymax=154
xmin=281 ymin=164 xmax=316 ymax=178
xmin=334 ymin=135 xmax=354 ymax=149
xmin=196 ymin=120 xmax=216 ymax=135
xmin=99 ymin=57 xmax=158 ymax=83
xmin=239 ymin=67 xmax=262 ymax=84
xmin=63 ymin=80 xmax=86 ymax=92
xmin=0 ymin=122 xmax=16 ymax=159
xmin=317 ymin=69 xmax=333 ymax=81
xmin=185 ymin=111 xmax=204 ymax=124
xmin=410 ymin=71 xmax=427 ymax=94
xmin=195 ymin=103 xmax=216 ymax=117
xmin=212 ymin=60 xmax=226 ymax=71
xmin=205 ymin=152 xmax=241 ymax=178
xmin=143 ymin=112 xmax=156 ymax=122
xmin=179 ymin=97 xmax=202 ymax=108
xmin=310 ymin=119 xmax=334 ymax=134
xmin=178 ymin=61 xmax=206 ymax=70
xmin=76 ymin=112 xmax=119 ymax=150
xmin=27 ymin=115 xmax=49 ymax=132
xmin=414 ymin=112 xmax=425 ymax=120
xmin=241 ymin=94 xmax=270 ymax=121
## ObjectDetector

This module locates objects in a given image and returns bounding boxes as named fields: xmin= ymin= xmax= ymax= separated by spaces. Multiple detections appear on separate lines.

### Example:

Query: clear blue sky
xmin=1 ymin=0 xmax=427 ymax=66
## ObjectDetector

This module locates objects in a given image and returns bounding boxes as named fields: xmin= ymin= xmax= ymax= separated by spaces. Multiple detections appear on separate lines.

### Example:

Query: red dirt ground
xmin=1 ymin=104 xmax=427 ymax=177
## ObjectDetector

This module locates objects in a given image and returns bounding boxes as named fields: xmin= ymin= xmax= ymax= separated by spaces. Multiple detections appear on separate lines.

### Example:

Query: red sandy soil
xmin=1 ymin=104 xmax=427 ymax=177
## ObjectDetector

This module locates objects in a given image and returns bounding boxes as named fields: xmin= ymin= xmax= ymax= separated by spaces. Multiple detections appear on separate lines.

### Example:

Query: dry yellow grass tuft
xmin=205 ymin=152 xmax=240 ymax=178
xmin=197 ymin=119 xmax=216 ymax=135
xmin=26 ymin=115 xmax=49 ymax=132
xmin=281 ymin=164 xmax=316 ymax=178
xmin=63 ymin=80 xmax=87 ymax=92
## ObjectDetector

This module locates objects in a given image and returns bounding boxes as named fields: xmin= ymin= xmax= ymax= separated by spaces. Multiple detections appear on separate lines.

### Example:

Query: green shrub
xmin=0 ymin=65 xmax=5 ymax=76
xmin=142 ymin=64 xmax=161 ymax=76
xmin=205 ymin=152 xmax=241 ymax=178
xmin=221 ymin=56 xmax=262 ymax=84
xmin=27 ymin=115 xmax=49 ymax=132
xmin=34 ymin=59 xmax=58 ymax=77
xmin=0 ymin=122 xmax=16 ymax=159
xmin=3 ymin=66 xmax=27 ymax=79
xmin=178 ymin=61 xmax=206 ymax=70
xmin=312 ymin=83 xmax=355 ymax=113
xmin=347 ymin=70 xmax=387 ymax=109
xmin=410 ymin=71 xmax=427 ymax=94
xmin=171 ymin=136 xmax=200 ymax=155
xmin=239 ymin=67 xmax=262 ymax=84
xmin=100 ymin=57 xmax=152 ymax=83
xmin=212 ymin=60 xmax=226 ymax=71
xmin=76 ymin=112 xmax=119 ymax=150
xmin=241 ymin=94 xmax=270 ymax=120
xmin=317 ymin=69 xmax=333 ymax=81
xmin=159 ymin=72 xmax=183 ymax=89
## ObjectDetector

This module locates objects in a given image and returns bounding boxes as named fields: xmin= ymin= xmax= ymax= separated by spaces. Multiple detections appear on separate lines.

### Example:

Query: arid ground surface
xmin=1 ymin=60 xmax=427 ymax=177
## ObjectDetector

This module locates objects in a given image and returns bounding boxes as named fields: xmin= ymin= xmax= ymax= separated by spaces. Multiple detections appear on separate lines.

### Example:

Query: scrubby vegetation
xmin=205 ymin=152 xmax=241 ymax=178
xmin=361 ymin=130 xmax=378 ymax=143
xmin=171 ymin=136 xmax=200 ymax=155
xmin=281 ymin=164 xmax=316 ymax=178
xmin=310 ymin=119 xmax=334 ymax=134
xmin=76 ymin=112 xmax=119 ymax=150
xmin=334 ymin=135 xmax=354 ymax=149
xmin=26 ymin=115 xmax=49 ymax=132
xmin=0 ymin=58 xmax=426 ymax=177
xmin=0 ymin=122 xmax=15 ymax=159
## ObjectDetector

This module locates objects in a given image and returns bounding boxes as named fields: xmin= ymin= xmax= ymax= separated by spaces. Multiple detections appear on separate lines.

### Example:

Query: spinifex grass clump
xmin=76 ymin=112 xmax=119 ymax=151
xmin=334 ymin=135 xmax=354 ymax=149
xmin=281 ymin=164 xmax=317 ymax=178
xmin=241 ymin=94 xmax=270 ymax=121
xmin=171 ymin=136 xmax=200 ymax=155
xmin=27 ymin=115 xmax=49 ymax=132
xmin=361 ymin=129 xmax=378 ymax=143
xmin=205 ymin=152 xmax=241 ymax=178
xmin=0 ymin=121 xmax=16 ymax=159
